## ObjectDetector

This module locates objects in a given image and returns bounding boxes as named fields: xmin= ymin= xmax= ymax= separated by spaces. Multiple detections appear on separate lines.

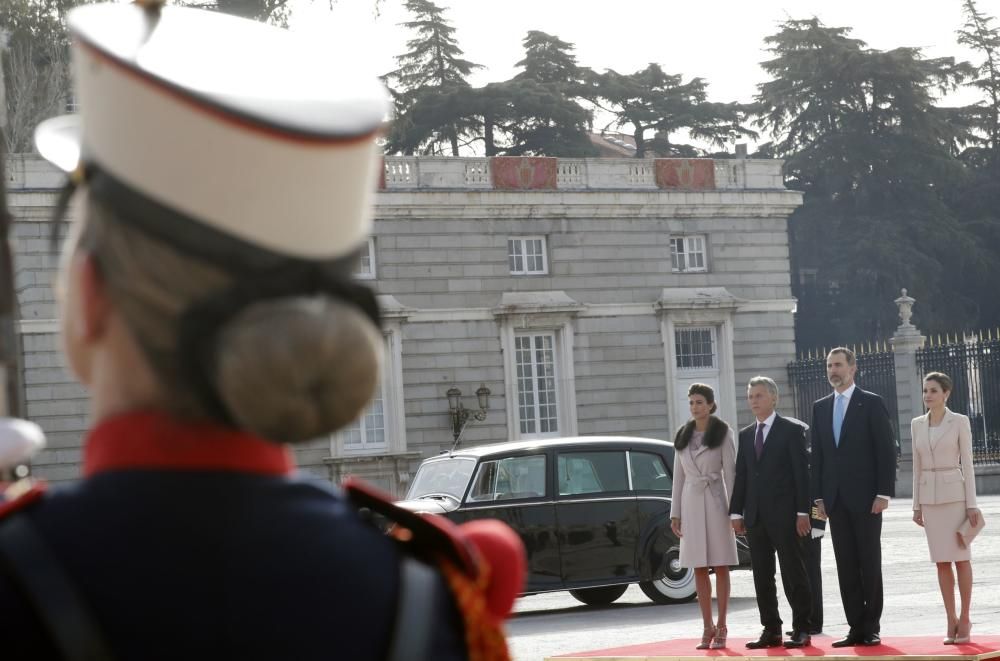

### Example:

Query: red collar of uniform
xmin=83 ymin=410 xmax=294 ymax=478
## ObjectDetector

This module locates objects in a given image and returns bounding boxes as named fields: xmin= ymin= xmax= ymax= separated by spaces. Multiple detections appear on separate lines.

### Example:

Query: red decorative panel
xmin=654 ymin=159 xmax=716 ymax=190
xmin=490 ymin=157 xmax=558 ymax=190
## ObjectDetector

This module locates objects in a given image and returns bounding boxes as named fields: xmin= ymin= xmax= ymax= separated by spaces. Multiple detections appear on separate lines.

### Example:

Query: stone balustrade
xmin=6 ymin=154 xmax=786 ymax=192
xmin=381 ymin=156 xmax=785 ymax=191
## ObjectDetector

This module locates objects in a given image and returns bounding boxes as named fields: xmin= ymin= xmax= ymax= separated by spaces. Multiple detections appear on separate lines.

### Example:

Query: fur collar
xmin=674 ymin=415 xmax=729 ymax=451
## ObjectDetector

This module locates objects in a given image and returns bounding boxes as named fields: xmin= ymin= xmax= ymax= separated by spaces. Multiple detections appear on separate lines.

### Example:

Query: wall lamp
xmin=446 ymin=384 xmax=490 ymax=442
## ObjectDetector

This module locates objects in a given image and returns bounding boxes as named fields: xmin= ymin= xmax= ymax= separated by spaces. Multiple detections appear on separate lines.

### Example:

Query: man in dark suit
xmin=731 ymin=377 xmax=813 ymax=649
xmin=811 ymin=348 xmax=896 ymax=647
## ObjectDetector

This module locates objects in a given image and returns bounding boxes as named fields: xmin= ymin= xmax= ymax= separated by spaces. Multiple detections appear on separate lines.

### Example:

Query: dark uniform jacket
xmin=0 ymin=411 xmax=466 ymax=660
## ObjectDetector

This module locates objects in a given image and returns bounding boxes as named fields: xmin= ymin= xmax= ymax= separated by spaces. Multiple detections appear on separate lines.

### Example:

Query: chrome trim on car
xmin=460 ymin=494 xmax=673 ymax=510
xmin=554 ymin=496 xmax=640 ymax=505
xmin=462 ymin=500 xmax=557 ymax=509
xmin=625 ymin=451 xmax=634 ymax=491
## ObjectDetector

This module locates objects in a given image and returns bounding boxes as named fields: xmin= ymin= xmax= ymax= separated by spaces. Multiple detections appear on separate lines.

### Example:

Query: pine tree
xmin=952 ymin=0 xmax=1000 ymax=329
xmin=383 ymin=0 xmax=481 ymax=155
xmin=502 ymin=31 xmax=595 ymax=156
xmin=514 ymin=31 xmax=582 ymax=86
xmin=957 ymin=0 xmax=1000 ymax=170
xmin=594 ymin=64 xmax=754 ymax=158
xmin=757 ymin=18 xmax=987 ymax=347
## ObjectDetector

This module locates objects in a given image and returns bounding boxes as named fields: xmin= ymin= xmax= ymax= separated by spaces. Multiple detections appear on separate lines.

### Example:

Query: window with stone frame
xmin=515 ymin=333 xmax=560 ymax=436
xmin=496 ymin=291 xmax=579 ymax=441
xmin=670 ymin=235 xmax=707 ymax=273
xmin=343 ymin=382 xmax=386 ymax=450
xmin=674 ymin=326 xmax=716 ymax=369
xmin=353 ymin=237 xmax=376 ymax=280
xmin=508 ymin=237 xmax=548 ymax=275
xmin=332 ymin=325 xmax=406 ymax=456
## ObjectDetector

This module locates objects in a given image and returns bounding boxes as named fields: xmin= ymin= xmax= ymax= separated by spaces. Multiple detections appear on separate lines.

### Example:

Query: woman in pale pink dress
xmin=911 ymin=372 xmax=983 ymax=644
xmin=670 ymin=383 xmax=738 ymax=649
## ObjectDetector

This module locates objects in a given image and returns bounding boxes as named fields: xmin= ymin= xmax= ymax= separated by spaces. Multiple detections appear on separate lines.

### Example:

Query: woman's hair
xmin=74 ymin=193 xmax=383 ymax=443
xmin=687 ymin=383 xmax=717 ymax=414
xmin=923 ymin=371 xmax=953 ymax=394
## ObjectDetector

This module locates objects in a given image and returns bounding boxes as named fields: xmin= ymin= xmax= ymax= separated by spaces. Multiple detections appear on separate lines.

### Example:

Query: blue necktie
xmin=833 ymin=394 xmax=846 ymax=447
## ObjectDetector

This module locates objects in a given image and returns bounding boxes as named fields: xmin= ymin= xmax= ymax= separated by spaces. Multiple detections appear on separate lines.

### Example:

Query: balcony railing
xmin=5 ymin=154 xmax=787 ymax=192
xmin=380 ymin=156 xmax=786 ymax=191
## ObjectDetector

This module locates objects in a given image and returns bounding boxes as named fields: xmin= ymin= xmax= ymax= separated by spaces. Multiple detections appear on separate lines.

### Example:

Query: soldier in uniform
xmin=0 ymin=3 xmax=524 ymax=660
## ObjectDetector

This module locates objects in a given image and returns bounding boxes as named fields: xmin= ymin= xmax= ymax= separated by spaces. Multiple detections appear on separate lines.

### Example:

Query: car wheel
xmin=568 ymin=584 xmax=629 ymax=606
xmin=639 ymin=546 xmax=696 ymax=604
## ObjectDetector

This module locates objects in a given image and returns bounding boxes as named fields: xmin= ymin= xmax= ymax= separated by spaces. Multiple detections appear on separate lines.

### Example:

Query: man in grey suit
xmin=811 ymin=348 xmax=896 ymax=647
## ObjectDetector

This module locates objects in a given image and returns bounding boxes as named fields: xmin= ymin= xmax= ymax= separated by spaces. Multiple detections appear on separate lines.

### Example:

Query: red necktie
xmin=754 ymin=422 xmax=765 ymax=460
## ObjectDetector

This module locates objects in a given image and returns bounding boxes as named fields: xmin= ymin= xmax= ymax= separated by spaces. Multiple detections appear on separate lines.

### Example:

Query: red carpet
xmin=546 ymin=635 xmax=1000 ymax=660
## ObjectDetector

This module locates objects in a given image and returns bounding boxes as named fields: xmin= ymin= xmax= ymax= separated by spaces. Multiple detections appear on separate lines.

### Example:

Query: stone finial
xmin=894 ymin=288 xmax=916 ymax=328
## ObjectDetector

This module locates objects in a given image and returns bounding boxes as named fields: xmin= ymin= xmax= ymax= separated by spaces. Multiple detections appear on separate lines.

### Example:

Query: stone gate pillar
xmin=890 ymin=289 xmax=925 ymax=498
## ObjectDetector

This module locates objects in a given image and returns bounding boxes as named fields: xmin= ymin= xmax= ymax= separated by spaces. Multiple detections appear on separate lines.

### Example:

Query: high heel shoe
xmin=954 ymin=620 xmax=972 ymax=645
xmin=696 ymin=625 xmax=717 ymax=650
xmin=710 ymin=625 xmax=728 ymax=649
xmin=943 ymin=621 xmax=957 ymax=645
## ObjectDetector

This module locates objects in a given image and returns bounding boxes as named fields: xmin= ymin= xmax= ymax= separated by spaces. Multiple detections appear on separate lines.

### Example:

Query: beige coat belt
xmin=688 ymin=472 xmax=727 ymax=511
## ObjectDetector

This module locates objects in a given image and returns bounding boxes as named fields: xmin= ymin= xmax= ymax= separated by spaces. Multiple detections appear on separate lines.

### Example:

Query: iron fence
xmin=787 ymin=346 xmax=899 ymax=442
xmin=917 ymin=335 xmax=1000 ymax=465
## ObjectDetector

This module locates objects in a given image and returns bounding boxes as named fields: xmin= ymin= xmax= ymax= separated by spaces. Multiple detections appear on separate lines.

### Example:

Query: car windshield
xmin=407 ymin=457 xmax=477 ymax=501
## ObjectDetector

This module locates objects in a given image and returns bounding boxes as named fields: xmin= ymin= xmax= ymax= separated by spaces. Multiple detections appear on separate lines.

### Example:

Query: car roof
xmin=429 ymin=435 xmax=674 ymax=461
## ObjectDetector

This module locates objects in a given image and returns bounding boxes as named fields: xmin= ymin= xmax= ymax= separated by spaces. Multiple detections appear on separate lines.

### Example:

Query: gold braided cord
xmin=438 ymin=559 xmax=512 ymax=661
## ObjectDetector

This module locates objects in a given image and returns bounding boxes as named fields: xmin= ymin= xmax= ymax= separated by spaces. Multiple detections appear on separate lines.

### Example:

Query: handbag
xmin=957 ymin=514 xmax=986 ymax=549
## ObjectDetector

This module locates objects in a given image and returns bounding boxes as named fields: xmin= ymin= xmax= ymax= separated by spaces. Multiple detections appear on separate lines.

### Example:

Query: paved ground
xmin=506 ymin=494 xmax=1000 ymax=661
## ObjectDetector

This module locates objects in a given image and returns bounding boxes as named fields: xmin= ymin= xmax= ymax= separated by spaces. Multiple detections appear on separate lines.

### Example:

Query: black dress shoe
xmin=787 ymin=627 xmax=823 ymax=636
xmin=831 ymin=633 xmax=861 ymax=648
xmin=860 ymin=633 xmax=881 ymax=646
xmin=746 ymin=630 xmax=783 ymax=649
xmin=784 ymin=630 xmax=812 ymax=648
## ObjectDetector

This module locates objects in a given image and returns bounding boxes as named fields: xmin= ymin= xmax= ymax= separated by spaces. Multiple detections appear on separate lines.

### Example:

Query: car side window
xmin=467 ymin=455 xmax=546 ymax=502
xmin=557 ymin=451 xmax=628 ymax=495
xmin=630 ymin=451 xmax=671 ymax=492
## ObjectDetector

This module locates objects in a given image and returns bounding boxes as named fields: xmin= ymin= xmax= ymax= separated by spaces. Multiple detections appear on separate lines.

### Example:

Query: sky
xmin=289 ymin=0 xmax=994 ymax=148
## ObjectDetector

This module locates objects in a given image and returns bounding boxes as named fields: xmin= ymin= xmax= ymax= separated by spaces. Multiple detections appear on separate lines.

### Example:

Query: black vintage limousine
xmin=397 ymin=436 xmax=751 ymax=606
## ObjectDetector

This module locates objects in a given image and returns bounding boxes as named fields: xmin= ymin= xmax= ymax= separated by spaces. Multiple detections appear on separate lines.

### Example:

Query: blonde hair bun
xmin=213 ymin=297 xmax=383 ymax=443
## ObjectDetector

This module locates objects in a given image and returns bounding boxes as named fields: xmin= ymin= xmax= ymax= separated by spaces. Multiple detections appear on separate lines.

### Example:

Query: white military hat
xmin=35 ymin=1 xmax=389 ymax=261
xmin=0 ymin=418 xmax=45 ymax=470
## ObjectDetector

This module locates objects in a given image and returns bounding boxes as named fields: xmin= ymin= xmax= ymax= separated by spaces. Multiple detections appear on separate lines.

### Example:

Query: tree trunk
xmin=633 ymin=125 xmax=645 ymax=159
xmin=484 ymin=114 xmax=496 ymax=156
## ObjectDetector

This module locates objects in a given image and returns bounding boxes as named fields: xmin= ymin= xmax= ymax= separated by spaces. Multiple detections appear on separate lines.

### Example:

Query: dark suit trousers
xmin=805 ymin=536 xmax=823 ymax=629
xmin=746 ymin=521 xmax=812 ymax=632
xmin=828 ymin=501 xmax=883 ymax=635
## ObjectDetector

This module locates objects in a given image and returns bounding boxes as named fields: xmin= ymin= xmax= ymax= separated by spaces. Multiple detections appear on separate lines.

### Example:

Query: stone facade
xmin=5 ymin=154 xmax=802 ymax=495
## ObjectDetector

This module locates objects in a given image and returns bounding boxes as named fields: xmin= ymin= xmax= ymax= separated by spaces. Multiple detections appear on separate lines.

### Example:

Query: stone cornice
xmin=491 ymin=291 xmax=585 ymax=317
xmin=16 ymin=297 xmax=797 ymax=334
xmin=322 ymin=451 xmax=422 ymax=465
xmin=375 ymin=190 xmax=802 ymax=219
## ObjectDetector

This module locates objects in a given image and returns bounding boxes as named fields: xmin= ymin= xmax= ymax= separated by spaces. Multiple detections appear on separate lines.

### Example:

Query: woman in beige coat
xmin=670 ymin=383 xmax=738 ymax=649
xmin=911 ymin=372 xmax=983 ymax=644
